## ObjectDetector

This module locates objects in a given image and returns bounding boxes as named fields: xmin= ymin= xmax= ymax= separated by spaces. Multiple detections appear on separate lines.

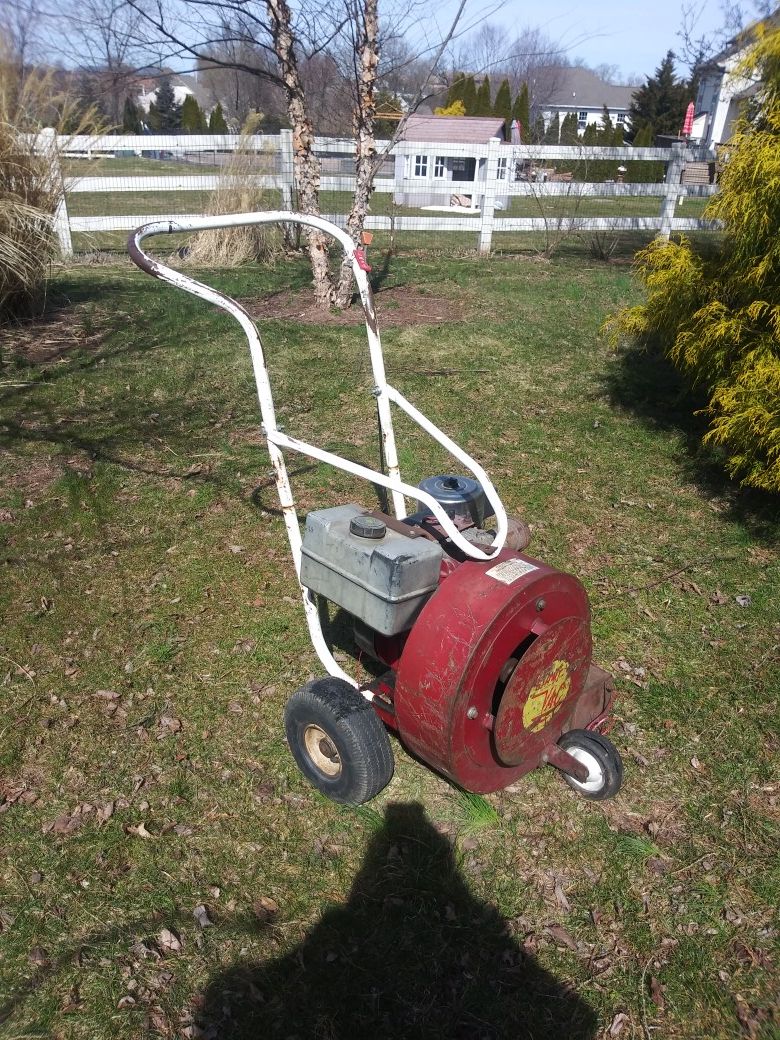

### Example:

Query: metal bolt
xmin=466 ymin=706 xmax=478 ymax=720
xmin=535 ymin=597 xmax=546 ymax=612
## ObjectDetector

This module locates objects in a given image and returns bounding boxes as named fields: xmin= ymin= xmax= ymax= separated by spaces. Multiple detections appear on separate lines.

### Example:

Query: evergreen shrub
xmin=605 ymin=25 xmax=780 ymax=492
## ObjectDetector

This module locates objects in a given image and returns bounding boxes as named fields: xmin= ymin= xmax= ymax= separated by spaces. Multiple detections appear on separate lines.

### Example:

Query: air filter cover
xmin=417 ymin=474 xmax=494 ymax=525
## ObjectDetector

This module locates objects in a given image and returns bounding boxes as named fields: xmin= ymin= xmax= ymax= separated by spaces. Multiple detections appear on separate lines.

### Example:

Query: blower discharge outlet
xmin=128 ymin=211 xmax=624 ymax=806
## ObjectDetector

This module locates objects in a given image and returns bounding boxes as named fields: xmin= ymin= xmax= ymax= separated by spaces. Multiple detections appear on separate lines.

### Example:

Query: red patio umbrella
xmin=681 ymin=101 xmax=695 ymax=137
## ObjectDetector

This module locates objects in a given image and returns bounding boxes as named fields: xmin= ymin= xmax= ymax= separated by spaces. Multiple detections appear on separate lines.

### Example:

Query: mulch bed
xmin=243 ymin=284 xmax=469 ymax=326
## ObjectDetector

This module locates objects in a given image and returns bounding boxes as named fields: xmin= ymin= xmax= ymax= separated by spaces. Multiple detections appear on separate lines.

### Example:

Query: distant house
xmin=134 ymin=79 xmax=196 ymax=115
xmin=393 ymin=115 xmax=508 ymax=208
xmin=539 ymin=67 xmax=634 ymax=135
xmin=694 ymin=10 xmax=780 ymax=149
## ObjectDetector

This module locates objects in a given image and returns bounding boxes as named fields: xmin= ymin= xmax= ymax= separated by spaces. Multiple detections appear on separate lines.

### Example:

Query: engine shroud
xmin=393 ymin=549 xmax=594 ymax=793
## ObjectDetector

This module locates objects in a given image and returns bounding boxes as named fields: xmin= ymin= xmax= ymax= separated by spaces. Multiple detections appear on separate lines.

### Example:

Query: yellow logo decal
xmin=523 ymin=659 xmax=571 ymax=733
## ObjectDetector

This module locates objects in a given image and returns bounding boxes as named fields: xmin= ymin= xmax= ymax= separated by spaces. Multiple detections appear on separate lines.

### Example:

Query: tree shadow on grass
xmin=196 ymin=802 xmax=597 ymax=1040
xmin=602 ymin=342 xmax=780 ymax=544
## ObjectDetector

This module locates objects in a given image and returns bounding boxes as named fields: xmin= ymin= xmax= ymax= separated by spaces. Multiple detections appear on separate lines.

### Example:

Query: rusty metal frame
xmin=128 ymin=211 xmax=509 ymax=690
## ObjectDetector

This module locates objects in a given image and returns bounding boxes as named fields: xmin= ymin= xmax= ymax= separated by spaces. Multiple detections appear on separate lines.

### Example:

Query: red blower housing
xmin=366 ymin=547 xmax=615 ymax=794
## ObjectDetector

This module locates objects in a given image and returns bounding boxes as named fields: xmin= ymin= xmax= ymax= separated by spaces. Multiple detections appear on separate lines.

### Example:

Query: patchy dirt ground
xmin=0 ymin=311 xmax=106 ymax=365
xmin=243 ymin=284 xmax=469 ymax=326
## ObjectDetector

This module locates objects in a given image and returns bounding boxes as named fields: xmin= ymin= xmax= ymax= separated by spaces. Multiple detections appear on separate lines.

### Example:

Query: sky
xmin=445 ymin=0 xmax=730 ymax=81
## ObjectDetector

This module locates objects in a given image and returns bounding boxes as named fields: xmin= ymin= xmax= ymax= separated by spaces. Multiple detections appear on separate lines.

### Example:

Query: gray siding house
xmin=539 ymin=67 xmax=634 ymax=135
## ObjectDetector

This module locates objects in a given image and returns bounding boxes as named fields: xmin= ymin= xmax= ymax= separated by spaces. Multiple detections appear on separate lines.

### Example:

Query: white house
xmin=539 ymin=67 xmax=634 ymax=135
xmin=394 ymin=115 xmax=509 ymax=209
xmin=694 ymin=10 xmax=780 ymax=149
xmin=135 ymin=82 xmax=196 ymax=114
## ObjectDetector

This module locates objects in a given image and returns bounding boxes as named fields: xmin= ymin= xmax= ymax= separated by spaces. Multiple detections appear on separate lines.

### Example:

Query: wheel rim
xmin=565 ymin=746 xmax=605 ymax=793
xmin=303 ymin=725 xmax=342 ymax=778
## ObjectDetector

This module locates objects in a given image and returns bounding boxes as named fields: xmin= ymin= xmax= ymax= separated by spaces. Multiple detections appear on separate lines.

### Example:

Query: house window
xmin=434 ymin=156 xmax=446 ymax=178
xmin=616 ymin=112 xmax=626 ymax=124
xmin=451 ymin=157 xmax=467 ymax=176
xmin=496 ymin=156 xmax=508 ymax=180
xmin=577 ymin=109 xmax=588 ymax=129
xmin=413 ymin=154 xmax=428 ymax=177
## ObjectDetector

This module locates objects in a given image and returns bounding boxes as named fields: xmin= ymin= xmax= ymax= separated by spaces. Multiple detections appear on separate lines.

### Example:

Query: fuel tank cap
xmin=350 ymin=515 xmax=387 ymax=539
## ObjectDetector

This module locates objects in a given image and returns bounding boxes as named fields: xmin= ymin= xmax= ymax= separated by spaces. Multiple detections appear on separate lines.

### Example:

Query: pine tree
xmin=627 ymin=122 xmax=663 ymax=181
xmin=632 ymin=123 xmax=654 ymax=146
xmin=461 ymin=76 xmax=477 ymax=115
xmin=628 ymin=51 xmax=688 ymax=141
xmin=543 ymin=112 xmax=560 ymax=144
xmin=146 ymin=101 xmax=160 ymax=132
xmin=71 ymin=73 xmax=108 ymax=130
xmin=377 ymin=91 xmax=404 ymax=136
xmin=475 ymin=76 xmax=492 ymax=116
xmin=493 ymin=79 xmax=512 ymax=139
xmin=598 ymin=104 xmax=614 ymax=142
xmin=154 ymin=78 xmax=182 ymax=132
xmin=531 ymin=114 xmax=545 ymax=143
xmin=606 ymin=22 xmax=780 ymax=490
xmin=180 ymin=94 xmax=207 ymax=133
xmin=446 ymin=73 xmax=466 ymax=108
xmin=122 ymin=97 xmax=142 ymax=133
xmin=560 ymin=111 xmax=579 ymax=144
xmin=612 ymin=124 xmax=625 ymax=146
xmin=208 ymin=102 xmax=229 ymax=133
xmin=582 ymin=121 xmax=599 ymax=144
xmin=511 ymin=83 xmax=530 ymax=141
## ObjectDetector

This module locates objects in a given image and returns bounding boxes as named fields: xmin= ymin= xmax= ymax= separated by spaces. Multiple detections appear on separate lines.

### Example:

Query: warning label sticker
xmin=485 ymin=558 xmax=538 ymax=585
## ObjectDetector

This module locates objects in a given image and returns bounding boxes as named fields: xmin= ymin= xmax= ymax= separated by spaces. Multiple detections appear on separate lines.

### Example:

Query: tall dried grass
xmin=186 ymin=115 xmax=282 ymax=266
xmin=1 ymin=65 xmax=60 ymax=322
xmin=0 ymin=48 xmax=103 ymax=323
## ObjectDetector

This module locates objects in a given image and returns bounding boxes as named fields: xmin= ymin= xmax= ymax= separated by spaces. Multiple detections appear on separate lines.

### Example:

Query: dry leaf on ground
xmin=157 ymin=928 xmax=182 ymax=954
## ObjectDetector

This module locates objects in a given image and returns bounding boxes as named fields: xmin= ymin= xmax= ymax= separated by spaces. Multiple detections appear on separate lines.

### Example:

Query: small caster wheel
xmin=284 ymin=677 xmax=394 ymax=805
xmin=558 ymin=729 xmax=623 ymax=801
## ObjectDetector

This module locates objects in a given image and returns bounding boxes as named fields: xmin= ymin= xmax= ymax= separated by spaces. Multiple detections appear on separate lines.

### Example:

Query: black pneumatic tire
xmin=284 ymin=677 xmax=394 ymax=805
xmin=558 ymin=729 xmax=623 ymax=801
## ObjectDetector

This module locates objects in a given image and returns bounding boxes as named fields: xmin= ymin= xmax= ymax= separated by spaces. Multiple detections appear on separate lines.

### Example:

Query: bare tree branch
xmin=376 ymin=0 xmax=469 ymax=161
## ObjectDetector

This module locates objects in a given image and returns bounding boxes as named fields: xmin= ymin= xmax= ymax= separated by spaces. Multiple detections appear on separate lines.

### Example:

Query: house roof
xmin=543 ymin=67 xmax=635 ymax=111
xmin=400 ymin=115 xmax=505 ymax=144
xmin=706 ymin=7 xmax=780 ymax=66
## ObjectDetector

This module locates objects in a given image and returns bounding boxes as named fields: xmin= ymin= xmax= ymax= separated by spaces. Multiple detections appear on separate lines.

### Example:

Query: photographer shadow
xmin=197 ymin=802 xmax=596 ymax=1039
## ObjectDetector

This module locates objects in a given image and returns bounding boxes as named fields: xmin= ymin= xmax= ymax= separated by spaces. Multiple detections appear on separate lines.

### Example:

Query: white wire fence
xmin=31 ymin=128 xmax=721 ymax=258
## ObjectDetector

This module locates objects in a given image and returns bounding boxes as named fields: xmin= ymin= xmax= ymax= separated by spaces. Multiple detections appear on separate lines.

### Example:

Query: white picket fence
xmin=31 ymin=128 xmax=720 ymax=256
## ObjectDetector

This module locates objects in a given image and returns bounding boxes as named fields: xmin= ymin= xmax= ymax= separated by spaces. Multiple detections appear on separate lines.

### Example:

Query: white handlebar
xmin=128 ymin=211 xmax=508 ymax=561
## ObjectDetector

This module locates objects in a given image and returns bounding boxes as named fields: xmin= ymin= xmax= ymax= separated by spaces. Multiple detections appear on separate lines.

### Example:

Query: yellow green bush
xmin=605 ymin=23 xmax=780 ymax=493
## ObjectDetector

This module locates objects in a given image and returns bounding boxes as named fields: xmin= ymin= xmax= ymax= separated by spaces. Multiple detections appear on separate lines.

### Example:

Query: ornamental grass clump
xmin=186 ymin=114 xmax=282 ymax=266
xmin=604 ymin=23 xmax=780 ymax=493
xmin=0 ymin=64 xmax=61 ymax=323
xmin=0 ymin=49 xmax=103 ymax=324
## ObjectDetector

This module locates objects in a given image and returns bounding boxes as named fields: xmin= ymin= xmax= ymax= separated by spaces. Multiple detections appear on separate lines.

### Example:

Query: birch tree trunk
xmin=333 ymin=0 xmax=379 ymax=308
xmin=266 ymin=0 xmax=336 ymax=306
xmin=110 ymin=0 xmax=471 ymax=312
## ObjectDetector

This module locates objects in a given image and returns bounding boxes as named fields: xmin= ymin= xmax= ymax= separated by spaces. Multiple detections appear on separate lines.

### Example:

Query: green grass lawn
xmin=67 ymin=190 xmax=215 ymax=218
xmin=503 ymin=194 xmax=709 ymax=220
xmin=64 ymin=157 xmax=224 ymax=177
xmin=65 ymin=183 xmax=708 ymax=252
xmin=0 ymin=250 xmax=777 ymax=1039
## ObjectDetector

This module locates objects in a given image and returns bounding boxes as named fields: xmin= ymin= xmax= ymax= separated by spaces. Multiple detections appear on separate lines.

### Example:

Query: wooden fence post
xmin=658 ymin=140 xmax=686 ymax=241
xmin=478 ymin=136 xmax=501 ymax=255
xmin=40 ymin=127 xmax=73 ymax=257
